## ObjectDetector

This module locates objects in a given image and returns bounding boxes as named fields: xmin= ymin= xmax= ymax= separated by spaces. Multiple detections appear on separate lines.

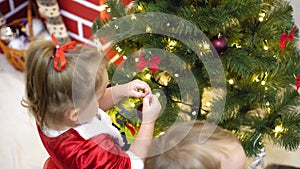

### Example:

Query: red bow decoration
xmin=125 ymin=122 xmax=136 ymax=136
xmin=51 ymin=34 xmax=76 ymax=71
xmin=296 ymin=76 xmax=300 ymax=91
xmin=279 ymin=26 xmax=297 ymax=52
xmin=116 ymin=118 xmax=137 ymax=136
xmin=136 ymin=54 xmax=161 ymax=73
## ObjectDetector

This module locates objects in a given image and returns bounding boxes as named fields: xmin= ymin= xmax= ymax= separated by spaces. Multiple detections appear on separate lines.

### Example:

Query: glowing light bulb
xmin=122 ymin=55 xmax=127 ymax=60
xmin=116 ymin=46 xmax=122 ymax=52
xmin=263 ymin=45 xmax=269 ymax=50
xmin=274 ymin=124 xmax=285 ymax=137
xmin=275 ymin=126 xmax=282 ymax=132
xmin=145 ymin=73 xmax=151 ymax=79
xmin=260 ymin=12 xmax=266 ymax=17
xmin=203 ymin=43 xmax=210 ymax=50
xmin=130 ymin=103 xmax=135 ymax=107
xmin=205 ymin=102 xmax=211 ymax=107
xmin=266 ymin=101 xmax=270 ymax=106
xmin=258 ymin=12 xmax=266 ymax=22
xmin=261 ymin=81 xmax=266 ymax=85
xmin=229 ymin=79 xmax=234 ymax=85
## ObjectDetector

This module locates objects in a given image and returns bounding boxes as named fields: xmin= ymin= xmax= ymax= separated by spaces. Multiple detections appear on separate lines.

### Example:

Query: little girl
xmin=23 ymin=35 xmax=161 ymax=169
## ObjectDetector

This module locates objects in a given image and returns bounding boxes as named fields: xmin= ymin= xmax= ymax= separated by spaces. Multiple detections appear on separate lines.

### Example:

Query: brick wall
xmin=59 ymin=0 xmax=101 ymax=45
xmin=0 ymin=0 xmax=28 ymax=23
xmin=0 ymin=0 xmax=101 ymax=45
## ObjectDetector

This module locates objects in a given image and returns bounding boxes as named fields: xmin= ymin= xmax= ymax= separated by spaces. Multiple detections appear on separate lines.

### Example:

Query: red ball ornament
xmin=210 ymin=35 xmax=228 ymax=53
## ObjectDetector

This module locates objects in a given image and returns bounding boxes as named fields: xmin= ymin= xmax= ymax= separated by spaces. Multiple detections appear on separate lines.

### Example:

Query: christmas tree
xmin=92 ymin=0 xmax=300 ymax=156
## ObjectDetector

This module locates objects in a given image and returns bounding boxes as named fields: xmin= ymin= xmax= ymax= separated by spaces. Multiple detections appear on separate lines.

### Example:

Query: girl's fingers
xmin=142 ymin=94 xmax=151 ymax=110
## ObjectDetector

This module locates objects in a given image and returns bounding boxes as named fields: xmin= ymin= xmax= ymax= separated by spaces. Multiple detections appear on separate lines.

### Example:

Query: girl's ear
xmin=68 ymin=109 xmax=79 ymax=123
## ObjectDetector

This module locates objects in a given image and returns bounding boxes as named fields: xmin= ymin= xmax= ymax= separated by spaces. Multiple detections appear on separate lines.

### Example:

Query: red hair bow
xmin=279 ymin=26 xmax=297 ymax=52
xmin=51 ymin=34 xmax=76 ymax=71
xmin=136 ymin=54 xmax=161 ymax=74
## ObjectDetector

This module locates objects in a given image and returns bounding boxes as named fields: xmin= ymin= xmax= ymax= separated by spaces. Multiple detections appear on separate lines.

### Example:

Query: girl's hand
xmin=106 ymin=80 xmax=151 ymax=109
xmin=141 ymin=94 xmax=161 ymax=124
xmin=126 ymin=79 xmax=152 ymax=98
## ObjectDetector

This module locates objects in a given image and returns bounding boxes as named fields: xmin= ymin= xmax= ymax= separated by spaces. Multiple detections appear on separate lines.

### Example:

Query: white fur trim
xmin=42 ymin=109 xmax=124 ymax=147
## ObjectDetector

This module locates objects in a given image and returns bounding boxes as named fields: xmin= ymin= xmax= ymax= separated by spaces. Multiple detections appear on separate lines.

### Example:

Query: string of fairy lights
xmin=98 ymin=1 xmax=290 ymax=156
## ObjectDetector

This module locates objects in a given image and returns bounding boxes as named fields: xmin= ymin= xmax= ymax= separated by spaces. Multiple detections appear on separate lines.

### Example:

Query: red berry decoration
xmin=211 ymin=35 xmax=228 ymax=53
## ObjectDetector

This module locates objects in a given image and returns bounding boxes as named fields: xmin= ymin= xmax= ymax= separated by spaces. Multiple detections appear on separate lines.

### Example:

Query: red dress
xmin=38 ymin=109 xmax=143 ymax=169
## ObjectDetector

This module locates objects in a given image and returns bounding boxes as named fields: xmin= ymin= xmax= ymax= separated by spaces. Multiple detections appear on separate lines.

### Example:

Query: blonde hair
xmin=145 ymin=121 xmax=241 ymax=169
xmin=22 ymin=40 xmax=108 ymax=129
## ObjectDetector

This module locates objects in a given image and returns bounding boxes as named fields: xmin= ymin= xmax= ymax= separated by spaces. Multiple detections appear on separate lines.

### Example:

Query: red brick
xmin=82 ymin=24 xmax=92 ymax=39
xmin=6 ymin=7 xmax=27 ymax=23
xmin=59 ymin=0 xmax=99 ymax=22
xmin=0 ymin=1 xmax=11 ymax=14
xmin=61 ymin=16 xmax=78 ymax=35
xmin=88 ymin=0 xmax=100 ymax=5
xmin=14 ymin=0 xmax=26 ymax=8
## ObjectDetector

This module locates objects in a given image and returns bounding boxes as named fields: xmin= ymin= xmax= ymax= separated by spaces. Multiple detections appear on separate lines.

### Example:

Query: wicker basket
xmin=0 ymin=0 xmax=38 ymax=71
